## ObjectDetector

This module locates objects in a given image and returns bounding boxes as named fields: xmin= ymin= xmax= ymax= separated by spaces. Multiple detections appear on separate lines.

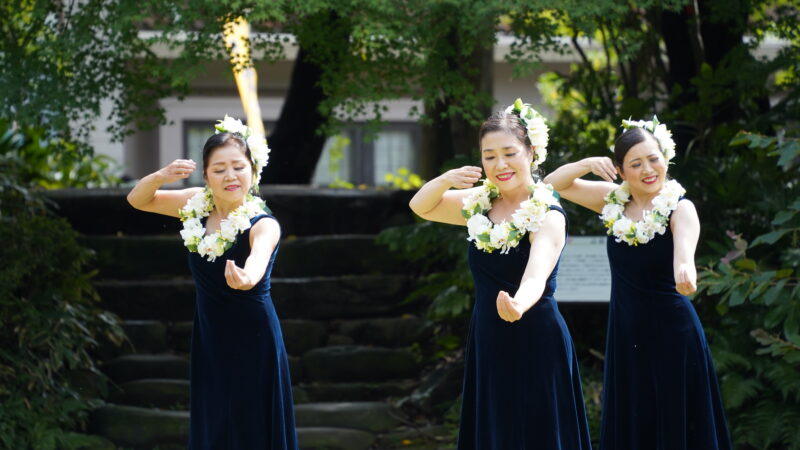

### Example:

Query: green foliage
xmin=698 ymin=132 xmax=800 ymax=449
xmin=0 ymin=119 xmax=119 ymax=190
xmin=0 ymin=122 xmax=124 ymax=449
xmin=377 ymin=221 xmax=473 ymax=320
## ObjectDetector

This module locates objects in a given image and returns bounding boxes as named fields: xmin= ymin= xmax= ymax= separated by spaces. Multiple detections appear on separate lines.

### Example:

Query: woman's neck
xmin=498 ymin=180 xmax=534 ymax=206
xmin=627 ymin=184 xmax=662 ymax=210
xmin=212 ymin=196 xmax=244 ymax=218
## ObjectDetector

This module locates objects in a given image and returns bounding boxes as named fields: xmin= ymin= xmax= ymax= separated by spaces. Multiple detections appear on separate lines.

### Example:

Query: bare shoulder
xmin=528 ymin=205 xmax=566 ymax=243
xmin=251 ymin=214 xmax=280 ymax=234
xmin=672 ymin=198 xmax=698 ymax=221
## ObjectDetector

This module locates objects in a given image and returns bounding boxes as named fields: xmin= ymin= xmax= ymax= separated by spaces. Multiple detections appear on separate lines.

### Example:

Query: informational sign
xmin=557 ymin=236 xmax=611 ymax=302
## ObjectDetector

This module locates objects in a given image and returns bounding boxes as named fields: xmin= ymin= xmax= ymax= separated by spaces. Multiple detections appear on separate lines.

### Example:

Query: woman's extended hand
xmin=156 ymin=159 xmax=197 ymax=184
xmin=441 ymin=166 xmax=483 ymax=189
xmin=225 ymin=259 xmax=254 ymax=290
xmin=583 ymin=157 xmax=617 ymax=182
xmin=496 ymin=290 xmax=533 ymax=323
xmin=675 ymin=263 xmax=697 ymax=296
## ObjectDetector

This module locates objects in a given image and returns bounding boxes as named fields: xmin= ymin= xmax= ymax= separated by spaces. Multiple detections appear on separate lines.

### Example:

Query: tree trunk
xmin=419 ymin=32 xmax=493 ymax=178
xmin=262 ymin=46 xmax=328 ymax=185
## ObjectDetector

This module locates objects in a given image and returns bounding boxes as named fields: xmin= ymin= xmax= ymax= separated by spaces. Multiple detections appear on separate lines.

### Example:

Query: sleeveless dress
xmin=458 ymin=205 xmax=592 ymax=450
xmin=187 ymin=214 xmax=298 ymax=450
xmin=600 ymin=205 xmax=731 ymax=450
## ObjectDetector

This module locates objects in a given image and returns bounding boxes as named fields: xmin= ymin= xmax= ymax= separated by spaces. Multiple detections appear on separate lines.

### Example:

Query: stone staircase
xmin=46 ymin=187 xmax=448 ymax=449
xmin=84 ymin=234 xmax=433 ymax=449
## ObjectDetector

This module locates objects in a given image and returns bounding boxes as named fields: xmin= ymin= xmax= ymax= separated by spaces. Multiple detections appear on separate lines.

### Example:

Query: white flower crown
xmin=214 ymin=115 xmax=271 ymax=187
xmin=621 ymin=116 xmax=676 ymax=161
xmin=504 ymin=98 xmax=549 ymax=169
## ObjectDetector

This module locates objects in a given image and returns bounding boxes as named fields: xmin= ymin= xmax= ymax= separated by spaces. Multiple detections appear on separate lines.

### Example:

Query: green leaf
xmin=752 ymin=229 xmax=791 ymax=246
xmin=784 ymin=308 xmax=800 ymax=346
xmin=777 ymin=141 xmax=800 ymax=167
xmin=728 ymin=287 xmax=747 ymax=307
xmin=735 ymin=258 xmax=757 ymax=271
xmin=773 ymin=210 xmax=796 ymax=225
xmin=763 ymin=279 xmax=789 ymax=306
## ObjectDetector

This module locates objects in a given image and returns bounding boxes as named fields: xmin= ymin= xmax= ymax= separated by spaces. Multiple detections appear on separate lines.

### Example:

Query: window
xmin=185 ymin=120 xmax=420 ymax=187
xmin=311 ymin=123 xmax=420 ymax=186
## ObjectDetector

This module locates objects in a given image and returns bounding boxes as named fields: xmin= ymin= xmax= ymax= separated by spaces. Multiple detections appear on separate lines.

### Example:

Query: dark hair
xmin=201 ymin=132 xmax=254 ymax=178
xmin=478 ymin=110 xmax=541 ymax=178
xmin=613 ymin=127 xmax=660 ymax=170
xmin=479 ymin=111 xmax=529 ymax=148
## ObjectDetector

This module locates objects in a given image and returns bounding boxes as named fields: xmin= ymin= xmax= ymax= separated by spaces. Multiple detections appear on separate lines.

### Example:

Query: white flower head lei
xmin=620 ymin=116 xmax=676 ymax=162
xmin=601 ymin=117 xmax=685 ymax=246
xmin=504 ymin=98 xmax=549 ymax=170
xmin=178 ymin=115 xmax=270 ymax=262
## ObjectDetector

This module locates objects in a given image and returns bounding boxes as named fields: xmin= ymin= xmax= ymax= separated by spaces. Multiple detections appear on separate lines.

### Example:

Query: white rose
xmin=467 ymin=214 xmax=492 ymax=240
xmin=634 ymin=225 xmax=651 ymax=244
xmin=219 ymin=220 xmax=239 ymax=241
xmin=532 ymin=185 xmax=555 ymax=204
xmin=601 ymin=203 xmax=625 ymax=219
xmin=653 ymin=124 xmax=676 ymax=160
xmin=220 ymin=115 xmax=246 ymax=136
xmin=489 ymin=223 xmax=508 ymax=249
xmin=612 ymin=217 xmax=633 ymax=237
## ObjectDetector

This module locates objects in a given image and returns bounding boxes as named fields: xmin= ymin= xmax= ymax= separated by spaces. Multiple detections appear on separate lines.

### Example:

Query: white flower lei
xmin=600 ymin=179 xmax=686 ymax=246
xmin=505 ymin=98 xmax=549 ymax=169
xmin=178 ymin=114 xmax=270 ymax=262
xmin=179 ymin=187 xmax=266 ymax=262
xmin=462 ymin=179 xmax=558 ymax=254
xmin=621 ymin=116 xmax=676 ymax=161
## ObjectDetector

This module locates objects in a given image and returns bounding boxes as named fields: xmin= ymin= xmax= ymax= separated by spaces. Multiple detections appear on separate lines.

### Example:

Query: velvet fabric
xmin=458 ymin=205 xmax=592 ymax=450
xmin=600 ymin=214 xmax=731 ymax=450
xmin=187 ymin=214 xmax=298 ymax=450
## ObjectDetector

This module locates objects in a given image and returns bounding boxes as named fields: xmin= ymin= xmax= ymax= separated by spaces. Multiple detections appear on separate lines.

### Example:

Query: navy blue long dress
xmin=458 ymin=205 xmax=592 ymax=450
xmin=188 ymin=214 xmax=298 ymax=450
xmin=600 ymin=207 xmax=731 ymax=450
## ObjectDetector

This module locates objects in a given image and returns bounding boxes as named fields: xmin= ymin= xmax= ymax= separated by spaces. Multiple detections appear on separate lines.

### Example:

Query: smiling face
xmin=618 ymin=135 xmax=668 ymax=194
xmin=480 ymin=130 xmax=534 ymax=193
xmin=204 ymin=144 xmax=253 ymax=202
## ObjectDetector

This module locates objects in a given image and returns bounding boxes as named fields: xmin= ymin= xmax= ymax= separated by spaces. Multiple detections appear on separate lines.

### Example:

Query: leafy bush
xmin=0 ymin=121 xmax=124 ymax=449
xmin=698 ymin=132 xmax=800 ymax=450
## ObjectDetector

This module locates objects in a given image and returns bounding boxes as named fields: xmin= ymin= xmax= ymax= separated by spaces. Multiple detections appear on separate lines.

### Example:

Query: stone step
xmin=294 ymin=380 xmax=416 ymax=403
xmin=95 ymin=275 xmax=414 ymax=321
xmin=332 ymin=316 xmax=433 ymax=348
xmin=102 ymin=354 xmax=189 ymax=383
xmin=48 ymin=186 xmax=414 ymax=236
xmin=108 ymin=379 xmax=190 ymax=409
xmin=295 ymin=401 xmax=403 ymax=433
xmin=302 ymin=345 xmax=421 ymax=383
xmin=90 ymin=404 xmax=379 ymax=450
xmin=89 ymin=405 xmax=189 ymax=448
xmin=298 ymin=427 xmax=375 ymax=450
xmin=121 ymin=320 xmax=168 ymax=353
xmin=83 ymin=234 xmax=406 ymax=279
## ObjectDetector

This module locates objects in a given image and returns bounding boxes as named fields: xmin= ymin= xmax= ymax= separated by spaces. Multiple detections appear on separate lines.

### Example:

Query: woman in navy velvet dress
xmin=410 ymin=106 xmax=591 ymax=449
xmin=127 ymin=129 xmax=298 ymax=450
xmin=544 ymin=125 xmax=731 ymax=449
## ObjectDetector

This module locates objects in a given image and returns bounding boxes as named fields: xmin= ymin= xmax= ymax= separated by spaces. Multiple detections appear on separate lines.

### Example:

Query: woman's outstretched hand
xmin=496 ymin=290 xmax=532 ymax=322
xmin=442 ymin=166 xmax=483 ymax=189
xmin=225 ymin=259 xmax=254 ymax=290
xmin=675 ymin=263 xmax=697 ymax=296
xmin=157 ymin=159 xmax=197 ymax=184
